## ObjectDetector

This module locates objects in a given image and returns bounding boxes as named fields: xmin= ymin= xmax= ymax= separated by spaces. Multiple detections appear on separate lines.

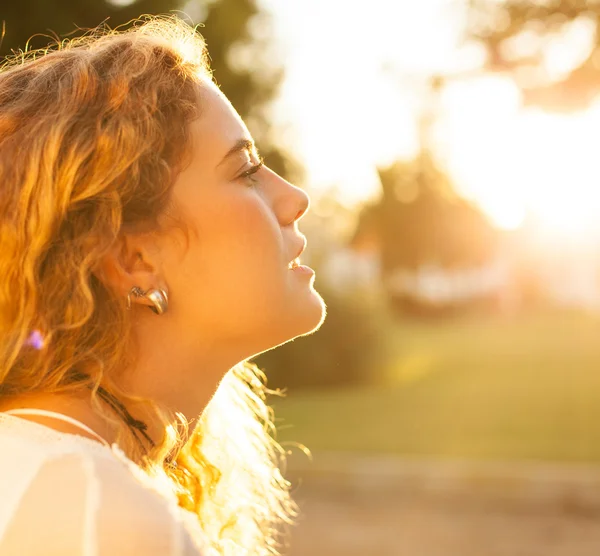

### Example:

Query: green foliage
xmin=253 ymin=286 xmax=393 ymax=391
xmin=468 ymin=0 xmax=600 ymax=110
xmin=275 ymin=309 xmax=600 ymax=462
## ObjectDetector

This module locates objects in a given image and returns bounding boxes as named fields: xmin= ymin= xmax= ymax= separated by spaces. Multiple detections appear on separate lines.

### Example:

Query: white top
xmin=0 ymin=409 xmax=213 ymax=556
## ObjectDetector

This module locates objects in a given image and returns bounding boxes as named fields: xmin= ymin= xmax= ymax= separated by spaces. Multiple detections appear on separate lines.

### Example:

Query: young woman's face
xmin=156 ymin=81 xmax=325 ymax=358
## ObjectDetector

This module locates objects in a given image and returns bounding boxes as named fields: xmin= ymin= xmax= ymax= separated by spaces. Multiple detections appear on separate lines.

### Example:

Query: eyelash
xmin=239 ymin=158 xmax=264 ymax=185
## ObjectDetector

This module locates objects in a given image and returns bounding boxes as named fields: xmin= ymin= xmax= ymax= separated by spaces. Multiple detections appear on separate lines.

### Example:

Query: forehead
xmin=190 ymin=81 xmax=251 ymax=163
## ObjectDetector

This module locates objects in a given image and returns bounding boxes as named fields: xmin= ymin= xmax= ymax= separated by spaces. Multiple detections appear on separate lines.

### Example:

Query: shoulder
xmin=0 ymin=449 xmax=208 ymax=555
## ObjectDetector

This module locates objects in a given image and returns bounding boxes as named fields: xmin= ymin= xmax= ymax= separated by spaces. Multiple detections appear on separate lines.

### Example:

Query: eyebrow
xmin=217 ymin=138 xmax=256 ymax=167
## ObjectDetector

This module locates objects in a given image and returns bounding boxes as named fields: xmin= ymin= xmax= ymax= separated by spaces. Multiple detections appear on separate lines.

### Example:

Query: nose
xmin=291 ymin=186 xmax=310 ymax=223
xmin=267 ymin=167 xmax=310 ymax=226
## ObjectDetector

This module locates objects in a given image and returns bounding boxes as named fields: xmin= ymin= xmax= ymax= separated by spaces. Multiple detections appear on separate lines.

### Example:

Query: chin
xmin=279 ymin=288 xmax=327 ymax=343
xmin=300 ymin=289 xmax=327 ymax=334
xmin=249 ymin=287 xmax=326 ymax=356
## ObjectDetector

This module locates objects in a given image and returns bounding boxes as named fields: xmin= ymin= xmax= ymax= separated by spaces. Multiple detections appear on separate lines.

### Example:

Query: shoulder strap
xmin=2 ymin=408 xmax=110 ymax=447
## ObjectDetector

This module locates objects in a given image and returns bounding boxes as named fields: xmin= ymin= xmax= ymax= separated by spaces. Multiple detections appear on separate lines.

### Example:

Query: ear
xmin=94 ymin=233 xmax=167 ymax=304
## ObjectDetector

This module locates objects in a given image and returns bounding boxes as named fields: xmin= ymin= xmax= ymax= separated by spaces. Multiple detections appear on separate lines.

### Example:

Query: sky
xmin=262 ymin=0 xmax=600 ymax=243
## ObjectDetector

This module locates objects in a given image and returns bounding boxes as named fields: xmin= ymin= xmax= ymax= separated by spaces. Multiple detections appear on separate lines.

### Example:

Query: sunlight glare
xmin=268 ymin=1 xmax=600 ymax=244
xmin=543 ymin=16 xmax=596 ymax=82
xmin=437 ymin=77 xmax=600 ymax=240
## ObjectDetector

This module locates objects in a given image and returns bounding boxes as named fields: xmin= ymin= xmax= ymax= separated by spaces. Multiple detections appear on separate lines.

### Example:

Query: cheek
xmin=209 ymin=193 xmax=282 ymax=268
xmin=171 ymin=192 xmax=285 ymax=316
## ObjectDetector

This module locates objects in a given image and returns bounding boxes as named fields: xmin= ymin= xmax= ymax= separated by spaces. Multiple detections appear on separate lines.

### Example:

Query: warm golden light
xmin=270 ymin=1 xmax=600 ymax=245
xmin=440 ymin=77 xmax=600 ymax=240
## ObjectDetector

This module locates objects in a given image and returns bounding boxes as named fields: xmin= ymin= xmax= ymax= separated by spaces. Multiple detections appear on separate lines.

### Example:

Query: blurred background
xmin=4 ymin=1 xmax=600 ymax=554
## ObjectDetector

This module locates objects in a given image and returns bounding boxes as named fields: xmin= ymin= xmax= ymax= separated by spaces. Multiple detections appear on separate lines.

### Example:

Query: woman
xmin=0 ymin=14 xmax=326 ymax=556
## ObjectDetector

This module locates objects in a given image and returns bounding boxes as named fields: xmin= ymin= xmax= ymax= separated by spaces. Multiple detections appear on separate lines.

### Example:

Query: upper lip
xmin=289 ymin=236 xmax=307 ymax=264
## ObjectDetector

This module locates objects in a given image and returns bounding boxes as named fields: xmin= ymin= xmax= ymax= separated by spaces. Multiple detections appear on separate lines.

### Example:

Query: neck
xmin=117 ymin=317 xmax=254 ymax=450
xmin=0 ymin=324 xmax=255 ymax=461
xmin=120 ymin=346 xmax=239 ymax=445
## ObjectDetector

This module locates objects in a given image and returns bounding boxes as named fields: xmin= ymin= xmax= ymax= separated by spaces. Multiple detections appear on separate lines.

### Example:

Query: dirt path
xmin=283 ymin=454 xmax=600 ymax=556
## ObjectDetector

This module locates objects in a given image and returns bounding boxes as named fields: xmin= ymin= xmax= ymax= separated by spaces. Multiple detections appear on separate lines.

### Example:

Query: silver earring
xmin=126 ymin=286 xmax=169 ymax=315
xmin=127 ymin=286 xmax=145 ymax=310
xmin=144 ymin=288 xmax=169 ymax=315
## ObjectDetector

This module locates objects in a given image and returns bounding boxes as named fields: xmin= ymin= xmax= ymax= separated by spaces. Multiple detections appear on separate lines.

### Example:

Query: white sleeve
xmin=0 ymin=452 xmax=205 ymax=556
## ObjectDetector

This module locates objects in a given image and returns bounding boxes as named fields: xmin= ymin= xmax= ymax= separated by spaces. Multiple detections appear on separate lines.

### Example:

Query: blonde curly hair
xmin=0 ymin=14 xmax=296 ymax=555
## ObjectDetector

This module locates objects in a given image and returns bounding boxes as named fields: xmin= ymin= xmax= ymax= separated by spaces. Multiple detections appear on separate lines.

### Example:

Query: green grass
xmin=271 ymin=309 xmax=600 ymax=463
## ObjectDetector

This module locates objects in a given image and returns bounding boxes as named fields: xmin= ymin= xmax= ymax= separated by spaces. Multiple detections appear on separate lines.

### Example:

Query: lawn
xmin=271 ymin=309 xmax=600 ymax=463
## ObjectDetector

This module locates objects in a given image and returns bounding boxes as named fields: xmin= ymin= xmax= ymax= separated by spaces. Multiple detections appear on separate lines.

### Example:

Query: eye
xmin=238 ymin=157 xmax=264 ymax=186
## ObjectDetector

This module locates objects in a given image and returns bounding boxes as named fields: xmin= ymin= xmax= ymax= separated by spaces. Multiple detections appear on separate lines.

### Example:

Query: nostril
xmin=295 ymin=201 xmax=309 ymax=222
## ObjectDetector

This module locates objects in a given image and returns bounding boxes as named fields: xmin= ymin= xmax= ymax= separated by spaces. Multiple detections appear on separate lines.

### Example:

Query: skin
xmin=1 ymin=81 xmax=326 ymax=449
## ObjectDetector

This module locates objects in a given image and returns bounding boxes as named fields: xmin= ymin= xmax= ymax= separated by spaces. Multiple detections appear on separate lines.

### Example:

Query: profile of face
xmin=126 ymin=81 xmax=326 ymax=363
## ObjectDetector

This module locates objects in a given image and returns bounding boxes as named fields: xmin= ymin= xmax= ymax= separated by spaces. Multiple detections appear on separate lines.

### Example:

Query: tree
xmin=0 ymin=1 xmax=179 ymax=57
xmin=467 ymin=0 xmax=600 ymax=111
xmin=371 ymin=152 xmax=497 ymax=273
xmin=0 ymin=0 xmax=297 ymax=178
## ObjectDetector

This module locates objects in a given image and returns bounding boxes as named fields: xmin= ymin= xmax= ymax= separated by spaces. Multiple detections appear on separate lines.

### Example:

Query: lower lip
xmin=290 ymin=264 xmax=315 ymax=276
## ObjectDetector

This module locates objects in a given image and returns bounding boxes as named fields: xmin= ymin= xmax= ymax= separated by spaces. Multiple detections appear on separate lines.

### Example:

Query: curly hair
xmin=0 ymin=14 xmax=296 ymax=555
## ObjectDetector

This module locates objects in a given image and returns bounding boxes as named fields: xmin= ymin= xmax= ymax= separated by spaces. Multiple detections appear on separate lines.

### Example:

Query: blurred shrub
xmin=253 ymin=285 xmax=392 ymax=390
